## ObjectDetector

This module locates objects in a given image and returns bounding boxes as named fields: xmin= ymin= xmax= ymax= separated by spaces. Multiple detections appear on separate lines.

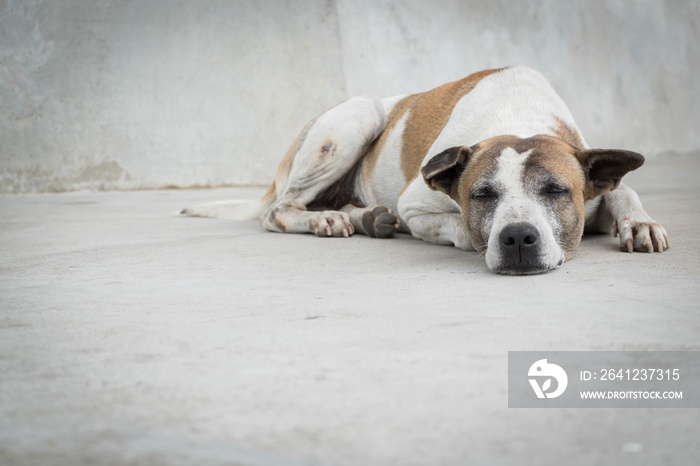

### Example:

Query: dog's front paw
xmin=361 ymin=206 xmax=401 ymax=238
xmin=310 ymin=211 xmax=355 ymax=237
xmin=614 ymin=217 xmax=669 ymax=253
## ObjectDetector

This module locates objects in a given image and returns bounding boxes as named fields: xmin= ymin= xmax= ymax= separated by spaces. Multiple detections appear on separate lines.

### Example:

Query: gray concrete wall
xmin=1 ymin=0 xmax=698 ymax=193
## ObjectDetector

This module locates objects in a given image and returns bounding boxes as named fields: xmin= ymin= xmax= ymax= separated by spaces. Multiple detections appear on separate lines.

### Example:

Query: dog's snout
xmin=499 ymin=222 xmax=540 ymax=262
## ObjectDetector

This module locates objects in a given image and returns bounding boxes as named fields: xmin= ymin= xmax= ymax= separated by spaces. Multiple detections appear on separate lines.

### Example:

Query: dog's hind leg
xmin=261 ymin=96 xmax=387 ymax=237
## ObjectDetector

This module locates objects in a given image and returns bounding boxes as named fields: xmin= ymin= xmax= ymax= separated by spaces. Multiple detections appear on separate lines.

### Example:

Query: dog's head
xmin=421 ymin=135 xmax=644 ymax=275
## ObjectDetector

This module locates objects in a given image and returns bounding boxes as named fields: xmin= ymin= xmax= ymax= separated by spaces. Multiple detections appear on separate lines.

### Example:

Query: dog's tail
xmin=180 ymin=183 xmax=277 ymax=221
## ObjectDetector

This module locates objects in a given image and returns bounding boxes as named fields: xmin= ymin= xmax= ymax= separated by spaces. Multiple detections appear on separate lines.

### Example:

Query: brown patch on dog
xmin=261 ymin=180 xmax=278 ymax=205
xmin=550 ymin=117 xmax=585 ymax=150
xmin=315 ymin=68 xmax=504 ymax=199
xmin=360 ymin=93 xmax=424 ymax=183
xmin=399 ymin=68 xmax=506 ymax=182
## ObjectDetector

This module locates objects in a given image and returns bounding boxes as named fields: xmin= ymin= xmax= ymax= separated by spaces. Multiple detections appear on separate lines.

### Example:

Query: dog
xmin=183 ymin=66 xmax=669 ymax=275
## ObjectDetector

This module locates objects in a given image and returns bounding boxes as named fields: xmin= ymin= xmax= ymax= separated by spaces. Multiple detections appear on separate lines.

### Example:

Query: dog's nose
xmin=499 ymin=222 xmax=540 ymax=263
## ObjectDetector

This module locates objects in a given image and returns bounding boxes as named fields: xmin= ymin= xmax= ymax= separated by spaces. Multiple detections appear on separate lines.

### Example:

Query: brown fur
xmin=360 ymin=68 xmax=506 ymax=191
xmin=360 ymin=93 xmax=423 ymax=184
xmin=399 ymin=69 xmax=505 ymax=181
xmin=396 ymin=69 xmax=505 ymax=184
xmin=550 ymin=117 xmax=585 ymax=150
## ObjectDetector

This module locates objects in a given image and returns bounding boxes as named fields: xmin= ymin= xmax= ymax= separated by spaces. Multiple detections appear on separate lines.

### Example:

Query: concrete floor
xmin=1 ymin=157 xmax=699 ymax=466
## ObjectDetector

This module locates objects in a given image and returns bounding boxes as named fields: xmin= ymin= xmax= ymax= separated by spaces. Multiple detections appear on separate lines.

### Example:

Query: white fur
xmin=398 ymin=176 xmax=470 ymax=248
xmin=484 ymin=148 xmax=565 ymax=271
xmin=601 ymin=183 xmax=668 ymax=252
xmin=360 ymin=111 xmax=408 ymax=211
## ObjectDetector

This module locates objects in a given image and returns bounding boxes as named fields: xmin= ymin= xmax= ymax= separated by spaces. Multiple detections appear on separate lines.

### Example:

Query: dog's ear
xmin=421 ymin=146 xmax=472 ymax=200
xmin=575 ymin=149 xmax=644 ymax=200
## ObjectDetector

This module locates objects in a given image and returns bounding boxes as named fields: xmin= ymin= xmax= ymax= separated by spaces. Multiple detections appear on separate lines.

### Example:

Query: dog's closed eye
xmin=541 ymin=183 xmax=570 ymax=196
xmin=471 ymin=185 xmax=499 ymax=200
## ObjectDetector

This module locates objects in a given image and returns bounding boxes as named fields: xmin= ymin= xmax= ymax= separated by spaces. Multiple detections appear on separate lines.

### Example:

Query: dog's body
xmin=184 ymin=67 xmax=668 ymax=274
